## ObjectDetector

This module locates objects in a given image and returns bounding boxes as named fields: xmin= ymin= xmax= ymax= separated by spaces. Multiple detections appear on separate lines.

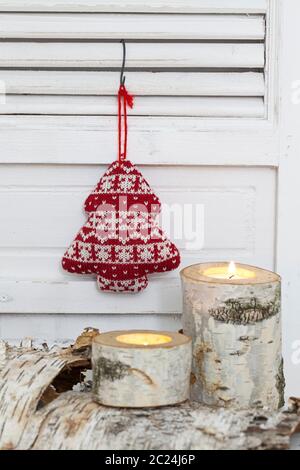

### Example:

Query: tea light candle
xmin=116 ymin=332 xmax=172 ymax=346
xmin=92 ymin=330 xmax=192 ymax=408
xmin=181 ymin=262 xmax=284 ymax=410
xmin=203 ymin=261 xmax=255 ymax=280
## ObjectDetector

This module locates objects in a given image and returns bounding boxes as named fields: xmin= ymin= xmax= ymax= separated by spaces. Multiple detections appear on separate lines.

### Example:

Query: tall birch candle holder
xmin=181 ymin=262 xmax=284 ymax=410
xmin=92 ymin=330 xmax=192 ymax=408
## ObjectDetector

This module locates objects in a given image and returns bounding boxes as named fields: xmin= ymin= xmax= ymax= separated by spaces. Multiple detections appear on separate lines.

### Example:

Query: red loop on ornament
xmin=118 ymin=84 xmax=134 ymax=162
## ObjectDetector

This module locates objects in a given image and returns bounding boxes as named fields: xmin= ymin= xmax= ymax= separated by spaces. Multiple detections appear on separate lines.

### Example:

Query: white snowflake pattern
xmin=80 ymin=247 xmax=91 ymax=261
xmin=115 ymin=246 xmax=132 ymax=262
xmin=120 ymin=175 xmax=136 ymax=191
xmin=96 ymin=247 xmax=110 ymax=262
xmin=158 ymin=243 xmax=171 ymax=260
xmin=139 ymin=246 xmax=154 ymax=262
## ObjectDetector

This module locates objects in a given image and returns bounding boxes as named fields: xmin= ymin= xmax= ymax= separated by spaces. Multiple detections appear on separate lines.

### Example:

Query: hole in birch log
xmin=37 ymin=328 xmax=98 ymax=409
xmin=37 ymin=359 xmax=92 ymax=409
xmin=52 ymin=360 xmax=91 ymax=393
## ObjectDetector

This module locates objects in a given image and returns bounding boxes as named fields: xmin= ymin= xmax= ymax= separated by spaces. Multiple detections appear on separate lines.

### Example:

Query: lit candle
xmin=116 ymin=332 xmax=172 ymax=347
xmin=92 ymin=330 xmax=192 ymax=408
xmin=181 ymin=262 xmax=283 ymax=410
xmin=203 ymin=261 xmax=256 ymax=281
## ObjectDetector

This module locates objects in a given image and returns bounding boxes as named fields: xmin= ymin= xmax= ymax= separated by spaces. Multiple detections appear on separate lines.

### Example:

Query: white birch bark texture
xmin=0 ymin=335 xmax=299 ymax=450
xmin=181 ymin=263 xmax=284 ymax=410
xmin=0 ymin=340 xmax=90 ymax=450
xmin=92 ymin=330 xmax=192 ymax=407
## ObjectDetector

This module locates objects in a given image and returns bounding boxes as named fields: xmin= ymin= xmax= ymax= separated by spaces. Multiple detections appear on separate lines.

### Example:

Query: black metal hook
xmin=120 ymin=39 xmax=126 ymax=86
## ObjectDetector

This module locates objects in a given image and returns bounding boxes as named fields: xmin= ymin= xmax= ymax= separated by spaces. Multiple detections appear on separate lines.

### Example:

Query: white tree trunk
xmin=181 ymin=264 xmax=284 ymax=409
xmin=92 ymin=330 xmax=192 ymax=407
xmin=18 ymin=392 xmax=299 ymax=451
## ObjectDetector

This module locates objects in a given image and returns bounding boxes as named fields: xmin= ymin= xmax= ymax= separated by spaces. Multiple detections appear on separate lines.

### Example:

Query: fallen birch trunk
xmin=0 ymin=331 xmax=299 ymax=451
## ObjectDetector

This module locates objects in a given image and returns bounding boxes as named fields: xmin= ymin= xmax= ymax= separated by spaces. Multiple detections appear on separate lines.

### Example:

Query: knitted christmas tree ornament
xmin=62 ymin=71 xmax=180 ymax=293
xmin=62 ymin=159 xmax=180 ymax=293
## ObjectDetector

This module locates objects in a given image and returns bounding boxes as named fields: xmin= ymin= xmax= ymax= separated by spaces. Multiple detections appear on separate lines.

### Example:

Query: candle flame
xmin=228 ymin=261 xmax=236 ymax=278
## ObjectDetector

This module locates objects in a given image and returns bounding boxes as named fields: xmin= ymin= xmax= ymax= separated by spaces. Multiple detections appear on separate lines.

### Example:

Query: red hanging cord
xmin=118 ymin=84 xmax=134 ymax=162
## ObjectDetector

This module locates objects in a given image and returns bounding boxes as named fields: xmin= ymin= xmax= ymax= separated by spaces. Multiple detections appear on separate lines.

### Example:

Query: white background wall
xmin=0 ymin=0 xmax=298 ymax=398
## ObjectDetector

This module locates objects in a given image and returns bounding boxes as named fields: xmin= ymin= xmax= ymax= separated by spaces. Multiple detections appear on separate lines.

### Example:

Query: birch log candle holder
xmin=181 ymin=262 xmax=284 ymax=410
xmin=92 ymin=330 xmax=192 ymax=408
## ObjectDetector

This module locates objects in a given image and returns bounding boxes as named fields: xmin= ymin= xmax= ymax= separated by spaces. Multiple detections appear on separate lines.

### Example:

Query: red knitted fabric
xmin=62 ymin=160 xmax=180 ymax=292
xmin=97 ymin=274 xmax=148 ymax=293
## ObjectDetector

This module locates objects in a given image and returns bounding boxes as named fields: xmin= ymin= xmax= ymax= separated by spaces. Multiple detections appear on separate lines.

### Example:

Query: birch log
xmin=18 ymin=392 xmax=300 ymax=451
xmin=0 ymin=336 xmax=299 ymax=450
xmin=181 ymin=263 xmax=284 ymax=410
xmin=92 ymin=330 xmax=192 ymax=407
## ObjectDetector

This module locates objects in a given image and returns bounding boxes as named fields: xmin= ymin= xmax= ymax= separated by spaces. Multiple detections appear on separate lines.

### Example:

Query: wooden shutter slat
xmin=0 ymin=3 xmax=268 ymax=124
xmin=0 ymin=116 xmax=278 ymax=166
xmin=0 ymin=13 xmax=265 ymax=40
xmin=0 ymin=95 xmax=265 ymax=118
xmin=0 ymin=43 xmax=265 ymax=69
xmin=0 ymin=0 xmax=268 ymax=14
xmin=0 ymin=71 xmax=265 ymax=97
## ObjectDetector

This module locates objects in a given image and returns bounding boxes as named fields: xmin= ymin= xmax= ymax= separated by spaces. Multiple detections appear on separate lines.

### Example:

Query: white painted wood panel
xmin=0 ymin=313 xmax=182 ymax=344
xmin=0 ymin=183 xmax=257 ymax=254
xmin=0 ymin=165 xmax=276 ymax=314
xmin=0 ymin=116 xmax=278 ymax=165
xmin=0 ymin=0 xmax=268 ymax=14
xmin=0 ymin=14 xmax=265 ymax=40
xmin=0 ymin=42 xmax=265 ymax=69
xmin=0 ymin=71 xmax=265 ymax=97
xmin=0 ymin=278 xmax=181 ymax=315
xmin=0 ymin=96 xmax=265 ymax=118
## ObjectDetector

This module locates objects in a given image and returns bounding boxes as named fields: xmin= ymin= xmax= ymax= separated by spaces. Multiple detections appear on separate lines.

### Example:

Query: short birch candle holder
xmin=92 ymin=330 xmax=192 ymax=408
xmin=181 ymin=262 xmax=284 ymax=410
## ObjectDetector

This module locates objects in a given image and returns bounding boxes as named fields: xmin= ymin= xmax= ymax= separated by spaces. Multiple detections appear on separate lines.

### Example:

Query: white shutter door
xmin=0 ymin=1 xmax=279 ymax=339
xmin=0 ymin=0 xmax=274 ymax=165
